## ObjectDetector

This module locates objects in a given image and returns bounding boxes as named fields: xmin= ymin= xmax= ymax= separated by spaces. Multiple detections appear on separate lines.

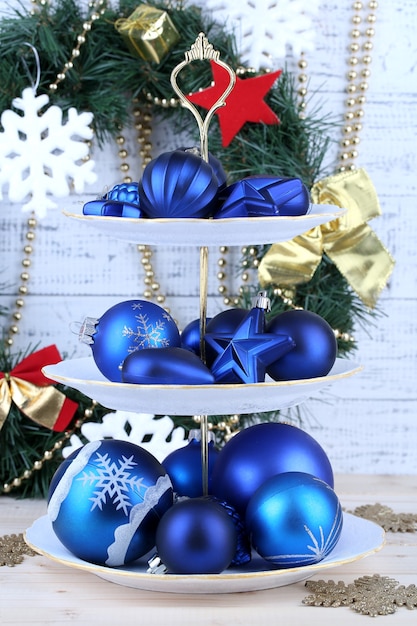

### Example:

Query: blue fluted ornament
xmin=121 ymin=346 xmax=214 ymax=385
xmin=246 ymin=472 xmax=343 ymax=568
xmin=155 ymin=497 xmax=237 ymax=574
xmin=178 ymin=147 xmax=227 ymax=190
xmin=181 ymin=317 xmax=212 ymax=356
xmin=138 ymin=150 xmax=219 ymax=218
xmin=212 ymin=422 xmax=334 ymax=515
xmin=79 ymin=300 xmax=181 ymax=382
xmin=162 ymin=430 xmax=219 ymax=497
xmin=48 ymin=440 xmax=173 ymax=566
xmin=266 ymin=310 xmax=337 ymax=381
xmin=210 ymin=497 xmax=251 ymax=566
xmin=214 ymin=176 xmax=310 ymax=218
xmin=205 ymin=291 xmax=294 ymax=383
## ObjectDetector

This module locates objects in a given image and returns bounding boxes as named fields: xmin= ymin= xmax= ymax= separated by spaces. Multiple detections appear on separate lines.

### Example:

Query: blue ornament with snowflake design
xmin=79 ymin=299 xmax=181 ymax=382
xmin=48 ymin=440 xmax=173 ymax=566
xmin=246 ymin=471 xmax=343 ymax=568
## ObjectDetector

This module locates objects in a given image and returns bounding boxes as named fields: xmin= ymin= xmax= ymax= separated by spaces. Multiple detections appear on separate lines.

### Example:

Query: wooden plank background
xmin=1 ymin=1 xmax=416 ymax=474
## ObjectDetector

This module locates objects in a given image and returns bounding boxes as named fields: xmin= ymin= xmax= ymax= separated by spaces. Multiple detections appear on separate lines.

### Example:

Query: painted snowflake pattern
xmin=123 ymin=312 xmax=171 ymax=352
xmin=194 ymin=0 xmax=320 ymax=69
xmin=77 ymin=451 xmax=146 ymax=515
xmin=0 ymin=87 xmax=96 ymax=218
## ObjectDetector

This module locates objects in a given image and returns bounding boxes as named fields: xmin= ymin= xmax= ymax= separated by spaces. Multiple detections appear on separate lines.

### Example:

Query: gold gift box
xmin=115 ymin=4 xmax=180 ymax=63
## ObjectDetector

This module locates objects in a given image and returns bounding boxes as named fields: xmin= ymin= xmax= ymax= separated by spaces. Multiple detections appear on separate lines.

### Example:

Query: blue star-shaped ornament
xmin=214 ymin=176 xmax=310 ymax=218
xmin=204 ymin=307 xmax=295 ymax=384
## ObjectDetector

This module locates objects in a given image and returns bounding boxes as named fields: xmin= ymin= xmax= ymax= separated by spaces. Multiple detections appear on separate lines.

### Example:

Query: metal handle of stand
xmin=170 ymin=34 xmax=236 ymax=497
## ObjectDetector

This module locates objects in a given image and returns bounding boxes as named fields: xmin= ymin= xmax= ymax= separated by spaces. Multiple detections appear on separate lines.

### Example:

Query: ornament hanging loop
xmin=20 ymin=42 xmax=41 ymax=94
xmin=170 ymin=32 xmax=236 ymax=162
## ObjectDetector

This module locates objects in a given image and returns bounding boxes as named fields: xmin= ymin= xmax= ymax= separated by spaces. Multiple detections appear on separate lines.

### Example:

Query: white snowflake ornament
xmin=195 ymin=0 xmax=320 ymax=69
xmin=0 ymin=87 xmax=96 ymax=218
xmin=63 ymin=411 xmax=188 ymax=462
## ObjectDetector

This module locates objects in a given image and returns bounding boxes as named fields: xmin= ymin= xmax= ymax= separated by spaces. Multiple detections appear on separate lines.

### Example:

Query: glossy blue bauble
xmin=121 ymin=346 xmax=215 ymax=385
xmin=139 ymin=150 xmax=219 ymax=218
xmin=47 ymin=440 xmax=173 ymax=567
xmin=107 ymin=182 xmax=140 ymax=205
xmin=101 ymin=200 xmax=144 ymax=218
xmin=266 ymin=310 xmax=337 ymax=381
xmin=181 ymin=318 xmax=212 ymax=356
xmin=82 ymin=300 xmax=180 ymax=382
xmin=211 ymin=422 xmax=334 ymax=515
xmin=204 ymin=308 xmax=248 ymax=366
xmin=214 ymin=176 xmax=310 ymax=218
xmin=162 ymin=434 xmax=219 ymax=497
xmin=83 ymin=199 xmax=106 ymax=215
xmin=156 ymin=497 xmax=237 ymax=574
xmin=246 ymin=472 xmax=343 ymax=568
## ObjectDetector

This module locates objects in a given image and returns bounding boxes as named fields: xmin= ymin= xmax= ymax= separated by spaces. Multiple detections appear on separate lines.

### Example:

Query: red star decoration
xmin=187 ymin=62 xmax=282 ymax=147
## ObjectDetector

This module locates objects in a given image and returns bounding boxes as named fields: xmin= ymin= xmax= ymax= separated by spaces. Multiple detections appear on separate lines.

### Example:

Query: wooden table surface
xmin=0 ymin=475 xmax=416 ymax=625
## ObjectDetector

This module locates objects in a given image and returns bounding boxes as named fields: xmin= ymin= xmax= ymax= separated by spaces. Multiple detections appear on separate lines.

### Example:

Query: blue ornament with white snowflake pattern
xmin=246 ymin=472 xmax=343 ymax=568
xmin=79 ymin=299 xmax=181 ymax=382
xmin=48 ymin=440 xmax=173 ymax=566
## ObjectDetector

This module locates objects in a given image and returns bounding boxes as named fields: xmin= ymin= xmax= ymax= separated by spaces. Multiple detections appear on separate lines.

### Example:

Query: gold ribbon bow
xmin=258 ymin=168 xmax=395 ymax=308
xmin=0 ymin=345 xmax=77 ymax=433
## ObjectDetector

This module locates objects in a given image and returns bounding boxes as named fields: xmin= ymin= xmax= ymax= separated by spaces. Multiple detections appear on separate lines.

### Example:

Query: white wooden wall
xmin=1 ymin=1 xmax=416 ymax=474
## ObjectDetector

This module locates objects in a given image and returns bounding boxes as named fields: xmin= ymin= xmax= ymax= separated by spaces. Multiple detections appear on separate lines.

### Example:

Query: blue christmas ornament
xmin=266 ymin=310 xmax=337 ymax=381
xmin=210 ymin=497 xmax=251 ymax=566
xmin=121 ymin=346 xmax=215 ymax=385
xmin=162 ymin=430 xmax=219 ymax=497
xmin=214 ymin=176 xmax=310 ymax=218
xmin=155 ymin=497 xmax=237 ymax=574
xmin=83 ymin=183 xmax=141 ymax=217
xmin=211 ymin=422 xmax=334 ymax=515
xmin=138 ymin=149 xmax=219 ymax=218
xmin=181 ymin=317 xmax=212 ymax=356
xmin=47 ymin=439 xmax=173 ymax=566
xmin=106 ymin=182 xmax=140 ymax=204
xmin=246 ymin=472 xmax=343 ymax=568
xmin=178 ymin=146 xmax=227 ymax=190
xmin=79 ymin=299 xmax=181 ymax=382
xmin=205 ymin=292 xmax=294 ymax=383
xmin=204 ymin=308 xmax=248 ymax=366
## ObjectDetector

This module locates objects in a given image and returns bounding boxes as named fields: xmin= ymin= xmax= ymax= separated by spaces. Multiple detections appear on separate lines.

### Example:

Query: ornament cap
xmin=188 ymin=428 xmax=215 ymax=443
xmin=254 ymin=290 xmax=271 ymax=312
xmin=78 ymin=316 xmax=98 ymax=345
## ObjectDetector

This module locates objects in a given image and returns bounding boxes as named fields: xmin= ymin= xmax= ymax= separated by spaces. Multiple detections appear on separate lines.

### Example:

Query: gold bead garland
xmin=2 ymin=400 xmax=98 ymax=495
xmin=338 ymin=0 xmax=378 ymax=172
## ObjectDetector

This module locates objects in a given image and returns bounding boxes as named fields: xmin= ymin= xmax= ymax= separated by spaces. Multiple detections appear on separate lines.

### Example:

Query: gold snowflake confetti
xmin=0 ymin=532 xmax=36 ymax=566
xmin=304 ymin=575 xmax=417 ymax=617
xmin=350 ymin=503 xmax=417 ymax=533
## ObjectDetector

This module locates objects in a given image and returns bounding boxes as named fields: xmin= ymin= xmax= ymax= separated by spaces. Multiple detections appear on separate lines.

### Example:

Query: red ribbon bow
xmin=0 ymin=345 xmax=78 ymax=432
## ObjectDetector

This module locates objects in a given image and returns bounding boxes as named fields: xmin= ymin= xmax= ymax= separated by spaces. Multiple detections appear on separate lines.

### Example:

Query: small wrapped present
xmin=115 ymin=4 xmax=180 ymax=63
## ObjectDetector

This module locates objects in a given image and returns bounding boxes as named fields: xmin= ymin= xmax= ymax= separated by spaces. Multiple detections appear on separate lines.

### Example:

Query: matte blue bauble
xmin=139 ymin=150 xmax=219 ymax=218
xmin=79 ymin=300 xmax=181 ymax=382
xmin=48 ymin=440 xmax=173 ymax=567
xmin=266 ymin=310 xmax=337 ymax=381
xmin=214 ymin=176 xmax=310 ymax=218
xmin=181 ymin=318 xmax=212 ymax=356
xmin=204 ymin=308 xmax=248 ymax=366
xmin=162 ymin=432 xmax=219 ymax=497
xmin=121 ymin=346 xmax=215 ymax=385
xmin=211 ymin=422 xmax=334 ymax=515
xmin=246 ymin=472 xmax=343 ymax=568
xmin=107 ymin=182 xmax=140 ymax=204
xmin=155 ymin=497 xmax=237 ymax=574
xmin=178 ymin=147 xmax=227 ymax=190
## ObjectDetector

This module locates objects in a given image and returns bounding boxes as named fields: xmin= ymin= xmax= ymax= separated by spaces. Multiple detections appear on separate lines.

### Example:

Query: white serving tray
xmin=25 ymin=513 xmax=384 ymax=594
xmin=63 ymin=204 xmax=345 ymax=246
xmin=43 ymin=357 xmax=362 ymax=416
